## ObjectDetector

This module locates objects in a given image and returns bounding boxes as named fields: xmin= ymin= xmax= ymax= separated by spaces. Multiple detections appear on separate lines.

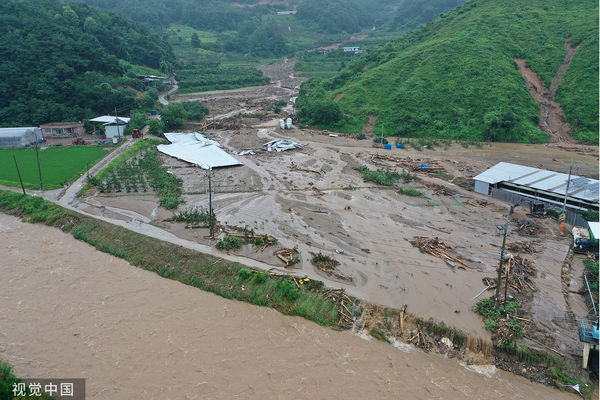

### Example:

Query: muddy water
xmin=0 ymin=214 xmax=577 ymax=399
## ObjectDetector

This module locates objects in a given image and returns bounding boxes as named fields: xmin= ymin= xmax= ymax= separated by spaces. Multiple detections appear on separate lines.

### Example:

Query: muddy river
xmin=0 ymin=214 xmax=577 ymax=399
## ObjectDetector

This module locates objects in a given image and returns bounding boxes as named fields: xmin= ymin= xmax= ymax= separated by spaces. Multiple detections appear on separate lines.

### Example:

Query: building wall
xmin=40 ymin=123 xmax=85 ymax=137
xmin=105 ymin=125 xmax=125 ymax=139
xmin=489 ymin=187 xmax=589 ymax=227
xmin=474 ymin=180 xmax=489 ymax=195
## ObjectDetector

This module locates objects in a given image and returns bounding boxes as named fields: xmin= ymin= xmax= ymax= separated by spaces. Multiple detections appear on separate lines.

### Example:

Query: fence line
xmin=490 ymin=188 xmax=589 ymax=227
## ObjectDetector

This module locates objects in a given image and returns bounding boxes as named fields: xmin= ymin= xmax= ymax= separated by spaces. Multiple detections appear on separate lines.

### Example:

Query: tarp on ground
xmin=157 ymin=132 xmax=242 ymax=170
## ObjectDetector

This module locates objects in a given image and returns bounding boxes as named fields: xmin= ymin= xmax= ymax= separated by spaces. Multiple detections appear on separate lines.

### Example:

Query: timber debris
xmin=291 ymin=161 xmax=325 ymax=175
xmin=409 ymin=237 xmax=471 ymax=270
xmin=506 ymin=242 xmax=538 ymax=254
xmin=370 ymin=154 xmax=445 ymax=173
xmin=311 ymin=253 xmax=352 ymax=281
xmin=482 ymin=253 xmax=537 ymax=294
xmin=324 ymin=288 xmax=355 ymax=328
xmin=274 ymin=248 xmax=300 ymax=266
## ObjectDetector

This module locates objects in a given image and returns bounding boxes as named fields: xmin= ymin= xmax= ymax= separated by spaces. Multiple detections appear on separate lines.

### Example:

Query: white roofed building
xmin=473 ymin=162 xmax=599 ymax=212
xmin=89 ymin=116 xmax=130 ymax=139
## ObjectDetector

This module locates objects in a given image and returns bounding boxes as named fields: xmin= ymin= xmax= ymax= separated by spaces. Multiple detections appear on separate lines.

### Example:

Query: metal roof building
xmin=89 ymin=116 xmax=130 ymax=139
xmin=473 ymin=162 xmax=599 ymax=211
xmin=0 ymin=127 xmax=42 ymax=148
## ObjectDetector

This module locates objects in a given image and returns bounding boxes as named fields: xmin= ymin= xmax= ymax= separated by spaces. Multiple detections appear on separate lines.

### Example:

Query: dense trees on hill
xmin=297 ymin=0 xmax=598 ymax=144
xmin=0 ymin=0 xmax=174 ymax=126
xmin=391 ymin=0 xmax=465 ymax=29
xmin=71 ymin=0 xmax=283 ymax=31
xmin=296 ymin=0 xmax=373 ymax=34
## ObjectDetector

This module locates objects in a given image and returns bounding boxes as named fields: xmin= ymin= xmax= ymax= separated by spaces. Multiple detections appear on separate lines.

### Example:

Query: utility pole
xmin=13 ymin=155 xmax=26 ymax=195
xmin=114 ymin=107 xmax=121 ymax=138
xmin=211 ymin=98 xmax=215 ymax=128
xmin=562 ymin=158 xmax=574 ymax=215
xmin=495 ymin=208 xmax=511 ymax=306
xmin=208 ymin=168 xmax=214 ymax=238
xmin=381 ymin=123 xmax=385 ymax=147
xmin=34 ymin=140 xmax=43 ymax=191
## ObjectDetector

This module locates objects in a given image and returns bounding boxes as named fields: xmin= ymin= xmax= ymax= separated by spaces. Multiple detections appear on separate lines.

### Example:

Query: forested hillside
xmin=67 ymin=0 xmax=290 ymax=30
xmin=0 ymin=0 xmax=174 ymax=126
xmin=296 ymin=0 xmax=598 ymax=144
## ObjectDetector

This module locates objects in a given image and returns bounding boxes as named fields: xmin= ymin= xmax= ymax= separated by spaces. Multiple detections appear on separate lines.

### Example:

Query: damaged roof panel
xmin=157 ymin=132 xmax=242 ymax=170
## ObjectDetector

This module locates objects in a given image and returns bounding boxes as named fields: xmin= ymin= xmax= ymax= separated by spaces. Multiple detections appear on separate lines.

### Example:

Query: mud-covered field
xmin=72 ymin=58 xmax=598 ymax=365
xmin=0 ymin=214 xmax=580 ymax=399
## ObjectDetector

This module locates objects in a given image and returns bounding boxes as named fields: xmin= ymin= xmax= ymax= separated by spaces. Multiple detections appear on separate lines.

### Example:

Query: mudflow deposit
xmin=0 ymin=214 xmax=579 ymax=399
xmin=5 ymin=58 xmax=592 ymax=399
xmin=70 ymin=58 xmax=599 ymax=360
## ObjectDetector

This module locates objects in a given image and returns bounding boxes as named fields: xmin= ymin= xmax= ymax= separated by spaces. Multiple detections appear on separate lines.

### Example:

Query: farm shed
xmin=89 ymin=116 xmax=130 ymax=139
xmin=0 ymin=127 xmax=42 ymax=148
xmin=473 ymin=162 xmax=599 ymax=212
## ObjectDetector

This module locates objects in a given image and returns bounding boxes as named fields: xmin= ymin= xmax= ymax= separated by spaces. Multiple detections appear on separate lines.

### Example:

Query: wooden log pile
xmin=370 ymin=154 xmax=445 ymax=173
xmin=409 ymin=237 xmax=472 ymax=270
xmin=481 ymin=253 xmax=537 ymax=295
xmin=274 ymin=248 xmax=299 ymax=266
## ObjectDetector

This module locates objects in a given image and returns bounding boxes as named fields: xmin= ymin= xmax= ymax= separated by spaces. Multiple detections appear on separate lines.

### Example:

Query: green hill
xmin=0 ymin=0 xmax=174 ymax=126
xmin=296 ymin=0 xmax=598 ymax=144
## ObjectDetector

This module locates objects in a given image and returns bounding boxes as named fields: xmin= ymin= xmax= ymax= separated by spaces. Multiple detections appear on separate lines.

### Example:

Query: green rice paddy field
xmin=0 ymin=146 xmax=111 ymax=190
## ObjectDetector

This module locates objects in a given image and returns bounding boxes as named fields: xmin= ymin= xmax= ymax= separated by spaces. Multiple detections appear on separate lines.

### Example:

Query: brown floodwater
xmin=0 ymin=214 xmax=577 ymax=399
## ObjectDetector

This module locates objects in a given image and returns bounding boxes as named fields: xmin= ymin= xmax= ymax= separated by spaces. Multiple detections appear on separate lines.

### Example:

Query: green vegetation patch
xmin=355 ymin=165 xmax=401 ymax=186
xmin=0 ymin=190 xmax=340 ymax=328
xmin=173 ymin=207 xmax=214 ymax=227
xmin=0 ymin=146 xmax=110 ymax=190
xmin=297 ymin=0 xmax=598 ymax=144
xmin=397 ymin=187 xmax=423 ymax=197
xmin=584 ymin=259 xmax=599 ymax=299
xmin=475 ymin=297 xmax=524 ymax=346
xmin=82 ymin=140 xmax=182 ymax=210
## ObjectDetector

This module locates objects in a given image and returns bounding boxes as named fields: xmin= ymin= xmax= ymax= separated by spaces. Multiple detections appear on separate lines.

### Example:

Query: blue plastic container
xmin=151 ymin=110 xmax=157 ymax=115
xmin=384 ymin=144 xmax=392 ymax=150
xmin=396 ymin=143 xmax=403 ymax=148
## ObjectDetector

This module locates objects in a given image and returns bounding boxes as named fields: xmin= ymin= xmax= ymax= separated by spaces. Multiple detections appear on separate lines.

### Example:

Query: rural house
xmin=40 ymin=121 xmax=85 ymax=137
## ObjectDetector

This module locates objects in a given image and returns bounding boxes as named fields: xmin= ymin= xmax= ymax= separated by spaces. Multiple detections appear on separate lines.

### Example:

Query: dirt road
xmin=158 ymin=80 xmax=179 ymax=106
xmin=0 ymin=213 xmax=579 ymax=399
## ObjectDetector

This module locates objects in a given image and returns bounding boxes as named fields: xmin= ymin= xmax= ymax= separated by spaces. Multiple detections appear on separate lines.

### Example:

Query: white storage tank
xmin=279 ymin=119 xmax=285 ymax=129
xmin=285 ymin=118 xmax=292 ymax=129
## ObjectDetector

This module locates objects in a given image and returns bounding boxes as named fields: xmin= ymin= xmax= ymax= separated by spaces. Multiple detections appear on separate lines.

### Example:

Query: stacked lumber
xmin=409 ymin=237 xmax=471 ymax=270
xmin=370 ymin=154 xmax=445 ymax=172
xmin=274 ymin=248 xmax=299 ymax=266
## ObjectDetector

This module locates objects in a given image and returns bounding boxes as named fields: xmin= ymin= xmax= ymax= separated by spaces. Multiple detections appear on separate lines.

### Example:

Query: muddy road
xmin=0 ymin=214 xmax=579 ymax=399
